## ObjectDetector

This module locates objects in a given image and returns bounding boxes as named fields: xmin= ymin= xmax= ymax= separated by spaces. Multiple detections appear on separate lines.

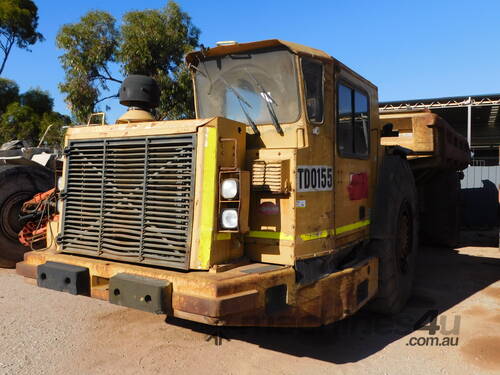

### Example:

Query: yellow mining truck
xmin=16 ymin=40 xmax=470 ymax=326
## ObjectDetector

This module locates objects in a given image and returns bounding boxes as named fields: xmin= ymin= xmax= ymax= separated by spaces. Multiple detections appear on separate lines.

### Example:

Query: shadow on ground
xmin=166 ymin=229 xmax=500 ymax=364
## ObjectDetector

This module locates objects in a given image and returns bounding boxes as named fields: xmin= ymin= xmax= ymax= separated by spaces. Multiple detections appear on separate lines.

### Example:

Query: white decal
xmin=297 ymin=166 xmax=333 ymax=192
xmin=296 ymin=200 xmax=306 ymax=208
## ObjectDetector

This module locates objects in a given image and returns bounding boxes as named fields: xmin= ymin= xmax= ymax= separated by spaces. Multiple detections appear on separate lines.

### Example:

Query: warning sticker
xmin=296 ymin=200 xmax=306 ymax=208
xmin=297 ymin=166 xmax=333 ymax=192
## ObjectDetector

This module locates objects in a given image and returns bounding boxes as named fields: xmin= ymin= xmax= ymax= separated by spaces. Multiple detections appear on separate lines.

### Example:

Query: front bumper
xmin=17 ymin=250 xmax=378 ymax=327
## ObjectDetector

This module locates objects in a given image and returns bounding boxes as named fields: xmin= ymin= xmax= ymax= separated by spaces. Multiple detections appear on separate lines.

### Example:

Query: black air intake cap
xmin=119 ymin=75 xmax=160 ymax=109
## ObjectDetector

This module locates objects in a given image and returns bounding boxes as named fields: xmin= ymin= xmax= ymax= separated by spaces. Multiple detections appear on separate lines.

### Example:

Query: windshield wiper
xmin=189 ymin=65 xmax=259 ymax=135
xmin=220 ymin=77 xmax=260 ymax=135
xmin=246 ymin=69 xmax=284 ymax=136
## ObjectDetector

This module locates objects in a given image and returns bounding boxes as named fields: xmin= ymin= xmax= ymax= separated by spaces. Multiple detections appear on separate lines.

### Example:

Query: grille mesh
xmin=60 ymin=134 xmax=197 ymax=269
xmin=251 ymin=160 xmax=288 ymax=193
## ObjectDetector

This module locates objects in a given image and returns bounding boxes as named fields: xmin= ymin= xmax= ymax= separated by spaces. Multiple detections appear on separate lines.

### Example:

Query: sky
xmin=3 ymin=0 xmax=500 ymax=123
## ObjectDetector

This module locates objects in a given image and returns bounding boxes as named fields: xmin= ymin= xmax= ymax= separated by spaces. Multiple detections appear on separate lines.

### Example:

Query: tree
xmin=0 ymin=0 xmax=44 ymax=76
xmin=0 ymin=77 xmax=18 ymax=112
xmin=118 ymin=2 xmax=199 ymax=120
xmin=56 ymin=10 xmax=119 ymax=123
xmin=20 ymin=88 xmax=53 ymax=115
xmin=0 ymin=80 xmax=69 ymax=147
xmin=39 ymin=111 xmax=70 ymax=148
xmin=57 ymin=1 xmax=199 ymax=123
xmin=0 ymin=101 xmax=38 ymax=144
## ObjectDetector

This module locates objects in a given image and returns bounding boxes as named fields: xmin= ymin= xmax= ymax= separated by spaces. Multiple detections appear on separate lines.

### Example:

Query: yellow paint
xmin=299 ymin=220 xmax=371 ymax=241
xmin=248 ymin=219 xmax=370 ymax=243
xmin=300 ymin=230 xmax=329 ymax=241
xmin=216 ymin=233 xmax=232 ymax=241
xmin=247 ymin=231 xmax=294 ymax=241
xmin=198 ymin=127 xmax=217 ymax=267
xmin=335 ymin=219 xmax=370 ymax=235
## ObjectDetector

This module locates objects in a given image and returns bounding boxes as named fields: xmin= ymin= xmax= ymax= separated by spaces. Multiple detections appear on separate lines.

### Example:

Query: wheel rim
xmin=0 ymin=192 xmax=32 ymax=241
xmin=396 ymin=201 xmax=413 ymax=274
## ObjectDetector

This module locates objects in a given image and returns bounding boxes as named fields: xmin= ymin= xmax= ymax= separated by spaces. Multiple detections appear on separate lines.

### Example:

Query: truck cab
xmin=187 ymin=39 xmax=378 ymax=269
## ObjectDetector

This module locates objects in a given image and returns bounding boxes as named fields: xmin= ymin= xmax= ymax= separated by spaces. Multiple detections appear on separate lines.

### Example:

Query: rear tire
xmin=0 ymin=164 xmax=54 ymax=267
xmin=418 ymin=170 xmax=460 ymax=247
xmin=367 ymin=155 xmax=419 ymax=314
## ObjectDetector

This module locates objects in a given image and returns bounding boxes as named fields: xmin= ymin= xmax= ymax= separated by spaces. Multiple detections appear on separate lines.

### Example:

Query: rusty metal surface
xmin=173 ymin=289 xmax=259 ymax=317
xmin=19 ymin=250 xmax=377 ymax=327
xmin=15 ymin=261 xmax=36 ymax=279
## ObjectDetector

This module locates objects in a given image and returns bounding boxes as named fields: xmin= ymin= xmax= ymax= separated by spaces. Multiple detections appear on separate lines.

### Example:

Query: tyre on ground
xmin=418 ymin=170 xmax=461 ymax=248
xmin=367 ymin=155 xmax=419 ymax=314
xmin=0 ymin=164 xmax=54 ymax=267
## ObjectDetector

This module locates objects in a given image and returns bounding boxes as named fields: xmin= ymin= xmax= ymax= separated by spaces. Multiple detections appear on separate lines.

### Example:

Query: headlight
xmin=57 ymin=176 xmax=64 ymax=191
xmin=221 ymin=178 xmax=238 ymax=199
xmin=221 ymin=208 xmax=238 ymax=229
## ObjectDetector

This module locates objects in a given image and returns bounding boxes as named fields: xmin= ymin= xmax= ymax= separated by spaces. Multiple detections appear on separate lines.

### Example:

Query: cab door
xmin=334 ymin=72 xmax=373 ymax=246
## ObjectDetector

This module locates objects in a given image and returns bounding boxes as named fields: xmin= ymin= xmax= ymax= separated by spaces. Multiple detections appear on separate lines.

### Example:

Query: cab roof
xmin=185 ymin=39 xmax=378 ymax=92
xmin=185 ymin=39 xmax=333 ymax=64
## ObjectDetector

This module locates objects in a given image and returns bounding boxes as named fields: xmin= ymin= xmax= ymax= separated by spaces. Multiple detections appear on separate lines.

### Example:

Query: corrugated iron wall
xmin=461 ymin=166 xmax=500 ymax=189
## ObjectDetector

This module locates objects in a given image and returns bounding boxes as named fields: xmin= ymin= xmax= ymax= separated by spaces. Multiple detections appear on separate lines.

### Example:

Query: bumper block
xmin=37 ymin=261 xmax=90 ymax=296
xmin=109 ymin=273 xmax=171 ymax=314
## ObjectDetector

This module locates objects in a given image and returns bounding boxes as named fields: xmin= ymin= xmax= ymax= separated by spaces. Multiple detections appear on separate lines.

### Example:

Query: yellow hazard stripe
xmin=198 ymin=127 xmax=217 ymax=268
xmin=247 ymin=231 xmax=294 ymax=241
xmin=335 ymin=219 xmax=370 ymax=235
xmin=300 ymin=230 xmax=329 ymax=241
xmin=216 ymin=232 xmax=231 ymax=241
xmin=247 ymin=220 xmax=370 ymax=242
xmin=299 ymin=220 xmax=371 ymax=241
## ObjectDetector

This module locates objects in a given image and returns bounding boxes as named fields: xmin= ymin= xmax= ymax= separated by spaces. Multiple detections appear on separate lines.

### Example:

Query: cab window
xmin=337 ymin=83 xmax=369 ymax=157
xmin=302 ymin=58 xmax=323 ymax=123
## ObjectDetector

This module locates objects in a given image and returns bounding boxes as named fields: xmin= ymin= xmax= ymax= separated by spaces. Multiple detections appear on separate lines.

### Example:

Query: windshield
xmin=194 ymin=49 xmax=300 ymax=126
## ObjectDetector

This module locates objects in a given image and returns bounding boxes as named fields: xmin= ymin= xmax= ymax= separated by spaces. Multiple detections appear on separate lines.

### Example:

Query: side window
xmin=337 ymin=83 xmax=370 ymax=157
xmin=338 ymin=84 xmax=354 ymax=154
xmin=302 ymin=58 xmax=324 ymax=123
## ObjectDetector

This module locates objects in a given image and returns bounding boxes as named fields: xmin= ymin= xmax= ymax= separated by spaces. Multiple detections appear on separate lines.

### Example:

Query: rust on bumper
xmin=17 ymin=250 xmax=377 ymax=327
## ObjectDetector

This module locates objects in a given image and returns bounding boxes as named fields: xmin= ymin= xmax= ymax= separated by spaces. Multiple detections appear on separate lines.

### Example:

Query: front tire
xmin=0 ymin=164 xmax=54 ymax=267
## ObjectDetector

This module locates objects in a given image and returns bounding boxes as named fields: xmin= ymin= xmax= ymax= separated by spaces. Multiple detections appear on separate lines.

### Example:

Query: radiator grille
xmin=60 ymin=134 xmax=197 ymax=269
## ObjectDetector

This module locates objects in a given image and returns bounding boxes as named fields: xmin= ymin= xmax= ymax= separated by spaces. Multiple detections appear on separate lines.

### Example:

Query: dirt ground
xmin=0 ymin=231 xmax=498 ymax=375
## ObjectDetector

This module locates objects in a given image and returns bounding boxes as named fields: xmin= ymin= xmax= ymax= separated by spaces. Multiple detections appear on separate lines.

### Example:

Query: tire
xmin=367 ymin=155 xmax=419 ymax=314
xmin=0 ymin=164 xmax=54 ymax=267
xmin=418 ymin=170 xmax=460 ymax=247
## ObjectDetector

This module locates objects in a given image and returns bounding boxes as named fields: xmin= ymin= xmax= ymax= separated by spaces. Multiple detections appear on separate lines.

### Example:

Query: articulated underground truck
xmin=16 ymin=40 xmax=470 ymax=326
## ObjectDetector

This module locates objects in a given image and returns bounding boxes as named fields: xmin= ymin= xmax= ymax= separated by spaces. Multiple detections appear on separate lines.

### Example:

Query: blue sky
xmin=3 ymin=0 xmax=499 ymax=123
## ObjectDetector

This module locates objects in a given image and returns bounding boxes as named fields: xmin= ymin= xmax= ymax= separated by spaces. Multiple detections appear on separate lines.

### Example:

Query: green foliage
xmin=39 ymin=111 xmax=70 ymax=149
xmin=0 ymin=77 xmax=18 ymax=112
xmin=56 ymin=10 xmax=119 ymax=123
xmin=20 ymin=88 xmax=53 ymax=115
xmin=0 ymin=80 xmax=69 ymax=148
xmin=57 ymin=1 xmax=200 ymax=122
xmin=0 ymin=101 xmax=38 ymax=143
xmin=0 ymin=0 xmax=44 ymax=75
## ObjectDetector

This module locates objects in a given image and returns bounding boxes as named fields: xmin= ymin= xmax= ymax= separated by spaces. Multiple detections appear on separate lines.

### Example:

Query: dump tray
xmin=380 ymin=110 xmax=471 ymax=170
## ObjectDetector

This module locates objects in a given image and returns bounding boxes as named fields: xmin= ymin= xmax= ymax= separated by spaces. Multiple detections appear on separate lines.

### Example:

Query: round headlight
xmin=221 ymin=208 xmax=238 ymax=229
xmin=221 ymin=178 xmax=238 ymax=200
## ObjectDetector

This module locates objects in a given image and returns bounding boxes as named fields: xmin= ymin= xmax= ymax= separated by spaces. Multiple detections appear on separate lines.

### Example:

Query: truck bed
xmin=380 ymin=110 xmax=470 ymax=170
